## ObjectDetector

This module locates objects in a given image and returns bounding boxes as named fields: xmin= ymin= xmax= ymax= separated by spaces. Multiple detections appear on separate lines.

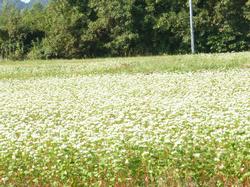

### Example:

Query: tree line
xmin=0 ymin=0 xmax=249 ymax=60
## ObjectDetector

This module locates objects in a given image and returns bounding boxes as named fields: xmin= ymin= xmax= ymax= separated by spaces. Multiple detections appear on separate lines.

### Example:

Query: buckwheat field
xmin=0 ymin=53 xmax=250 ymax=186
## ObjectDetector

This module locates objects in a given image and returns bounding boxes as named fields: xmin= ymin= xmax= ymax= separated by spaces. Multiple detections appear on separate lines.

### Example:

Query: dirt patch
xmin=241 ymin=64 xmax=250 ymax=69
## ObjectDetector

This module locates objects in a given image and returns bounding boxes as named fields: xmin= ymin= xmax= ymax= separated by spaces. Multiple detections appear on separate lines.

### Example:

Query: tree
xmin=0 ymin=4 xmax=26 ymax=59
xmin=81 ymin=0 xmax=138 ymax=57
xmin=37 ymin=0 xmax=85 ymax=58
xmin=0 ymin=0 xmax=249 ymax=59
xmin=194 ymin=0 xmax=249 ymax=52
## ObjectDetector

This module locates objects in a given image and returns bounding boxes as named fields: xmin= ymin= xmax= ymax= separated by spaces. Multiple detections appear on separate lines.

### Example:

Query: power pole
xmin=189 ymin=0 xmax=195 ymax=54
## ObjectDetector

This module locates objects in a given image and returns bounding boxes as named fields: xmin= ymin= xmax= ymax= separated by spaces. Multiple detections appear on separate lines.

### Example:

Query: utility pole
xmin=189 ymin=0 xmax=195 ymax=54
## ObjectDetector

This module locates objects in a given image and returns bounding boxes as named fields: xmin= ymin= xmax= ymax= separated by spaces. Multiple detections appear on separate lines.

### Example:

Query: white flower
xmin=193 ymin=153 xmax=201 ymax=158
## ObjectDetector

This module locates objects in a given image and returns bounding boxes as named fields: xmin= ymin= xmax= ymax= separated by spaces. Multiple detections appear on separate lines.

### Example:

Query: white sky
xmin=20 ymin=0 xmax=30 ymax=3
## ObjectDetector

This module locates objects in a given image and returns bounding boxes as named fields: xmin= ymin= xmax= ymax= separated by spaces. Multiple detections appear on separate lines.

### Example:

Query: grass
xmin=0 ymin=52 xmax=249 ymax=79
xmin=0 ymin=52 xmax=250 ymax=186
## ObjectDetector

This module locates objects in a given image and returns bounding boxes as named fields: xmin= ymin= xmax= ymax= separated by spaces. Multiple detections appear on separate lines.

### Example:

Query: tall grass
xmin=0 ymin=52 xmax=249 ymax=79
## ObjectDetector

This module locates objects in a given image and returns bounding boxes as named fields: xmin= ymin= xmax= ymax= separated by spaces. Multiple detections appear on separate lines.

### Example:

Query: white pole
xmin=189 ymin=0 xmax=195 ymax=54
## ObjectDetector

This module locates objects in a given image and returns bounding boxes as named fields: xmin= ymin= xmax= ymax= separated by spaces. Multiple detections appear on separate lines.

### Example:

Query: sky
xmin=21 ymin=0 xmax=30 ymax=3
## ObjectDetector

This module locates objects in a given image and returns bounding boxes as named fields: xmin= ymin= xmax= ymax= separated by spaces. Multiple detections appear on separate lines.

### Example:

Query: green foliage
xmin=83 ymin=0 xmax=138 ymax=56
xmin=0 ymin=0 xmax=249 ymax=59
xmin=194 ymin=0 xmax=249 ymax=52
xmin=38 ymin=0 xmax=85 ymax=59
xmin=0 ymin=1 xmax=45 ymax=60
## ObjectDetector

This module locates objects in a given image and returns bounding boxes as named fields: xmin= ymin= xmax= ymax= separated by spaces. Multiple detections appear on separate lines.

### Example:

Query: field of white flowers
xmin=0 ymin=69 xmax=250 ymax=186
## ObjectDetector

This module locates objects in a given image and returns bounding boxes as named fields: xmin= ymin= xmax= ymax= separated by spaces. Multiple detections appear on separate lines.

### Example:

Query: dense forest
xmin=0 ymin=0 xmax=249 ymax=60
